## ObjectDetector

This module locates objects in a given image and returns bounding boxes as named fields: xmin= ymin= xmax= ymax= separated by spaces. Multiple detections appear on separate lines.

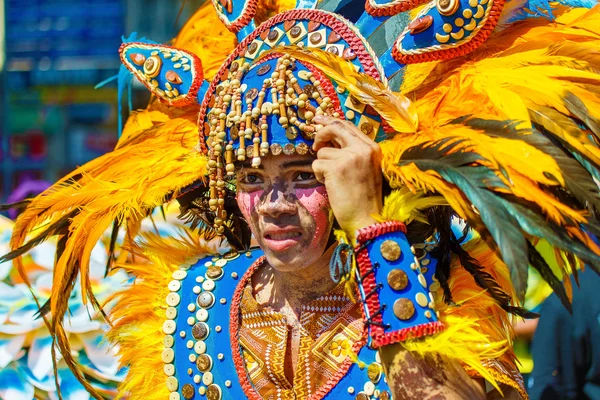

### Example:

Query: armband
xmin=354 ymin=221 xmax=444 ymax=348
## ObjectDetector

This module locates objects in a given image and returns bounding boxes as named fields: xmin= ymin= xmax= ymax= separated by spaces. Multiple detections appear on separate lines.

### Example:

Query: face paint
xmin=235 ymin=154 xmax=335 ymax=273
xmin=295 ymin=186 xmax=332 ymax=254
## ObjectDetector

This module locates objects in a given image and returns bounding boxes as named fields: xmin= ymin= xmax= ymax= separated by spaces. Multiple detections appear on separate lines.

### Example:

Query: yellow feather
xmin=378 ymin=186 xmax=447 ymax=224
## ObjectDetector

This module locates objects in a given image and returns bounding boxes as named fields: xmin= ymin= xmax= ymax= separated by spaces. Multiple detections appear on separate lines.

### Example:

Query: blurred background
xmin=0 ymin=0 xmax=203 ymax=203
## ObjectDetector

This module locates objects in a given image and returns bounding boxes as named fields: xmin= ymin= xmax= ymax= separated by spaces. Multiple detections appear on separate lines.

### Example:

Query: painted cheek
xmin=296 ymin=186 xmax=332 ymax=249
xmin=236 ymin=190 xmax=263 ymax=221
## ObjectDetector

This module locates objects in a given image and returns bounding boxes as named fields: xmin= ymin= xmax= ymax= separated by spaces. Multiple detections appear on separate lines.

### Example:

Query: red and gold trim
xmin=119 ymin=42 xmax=204 ymax=108
xmin=365 ymin=0 xmax=430 ymax=17
xmin=391 ymin=0 xmax=505 ymax=64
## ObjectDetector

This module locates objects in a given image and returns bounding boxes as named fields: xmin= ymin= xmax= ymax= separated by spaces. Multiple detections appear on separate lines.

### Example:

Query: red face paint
xmin=235 ymin=155 xmax=335 ymax=273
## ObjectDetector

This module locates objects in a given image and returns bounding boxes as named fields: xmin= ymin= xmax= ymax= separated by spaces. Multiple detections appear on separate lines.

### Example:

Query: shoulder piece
xmin=165 ymin=248 xmax=261 ymax=399
xmin=120 ymin=42 xmax=206 ymax=107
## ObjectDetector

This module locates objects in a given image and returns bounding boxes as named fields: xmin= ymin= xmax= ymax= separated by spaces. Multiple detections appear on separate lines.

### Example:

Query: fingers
xmin=316 ymin=146 xmax=343 ymax=160
xmin=311 ymin=159 xmax=330 ymax=183
xmin=313 ymin=115 xmax=379 ymax=153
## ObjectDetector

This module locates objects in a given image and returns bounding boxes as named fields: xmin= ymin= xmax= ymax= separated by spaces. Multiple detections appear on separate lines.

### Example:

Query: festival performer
xmin=3 ymin=0 xmax=600 ymax=399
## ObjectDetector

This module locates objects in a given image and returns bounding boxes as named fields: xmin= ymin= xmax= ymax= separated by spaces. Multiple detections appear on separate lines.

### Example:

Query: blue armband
xmin=354 ymin=221 xmax=443 ymax=348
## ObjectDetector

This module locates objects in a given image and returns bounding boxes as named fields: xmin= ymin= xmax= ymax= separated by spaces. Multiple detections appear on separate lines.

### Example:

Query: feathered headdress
xmin=3 ymin=0 xmax=600 ymax=397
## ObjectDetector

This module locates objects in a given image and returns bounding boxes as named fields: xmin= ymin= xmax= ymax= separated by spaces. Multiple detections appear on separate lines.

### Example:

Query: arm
xmin=379 ymin=343 xmax=486 ymax=400
xmin=312 ymin=116 xmax=497 ymax=399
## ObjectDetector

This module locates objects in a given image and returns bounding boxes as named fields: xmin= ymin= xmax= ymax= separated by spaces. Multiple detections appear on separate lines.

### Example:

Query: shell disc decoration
xmin=120 ymin=43 xmax=205 ymax=107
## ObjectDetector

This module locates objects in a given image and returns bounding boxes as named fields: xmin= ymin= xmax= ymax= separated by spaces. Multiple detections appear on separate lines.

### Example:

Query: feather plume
xmin=261 ymin=46 xmax=419 ymax=134
xmin=3 ymin=109 xmax=207 ymax=398
xmin=382 ymin=6 xmax=600 ymax=309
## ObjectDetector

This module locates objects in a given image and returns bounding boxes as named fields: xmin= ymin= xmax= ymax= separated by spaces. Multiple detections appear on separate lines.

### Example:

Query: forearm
xmin=379 ymin=343 xmax=486 ymax=400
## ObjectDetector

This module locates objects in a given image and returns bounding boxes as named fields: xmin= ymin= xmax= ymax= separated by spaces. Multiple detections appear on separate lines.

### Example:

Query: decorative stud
xmin=206 ymin=384 xmax=222 ymax=400
xmin=367 ymin=363 xmax=383 ymax=383
xmin=130 ymin=53 xmax=146 ymax=66
xmin=380 ymin=391 xmax=391 ymax=400
xmin=342 ymin=47 xmax=356 ymax=60
xmin=143 ymin=55 xmax=162 ymax=78
xmin=182 ymin=383 xmax=195 ymax=399
xmin=162 ymin=348 xmax=175 ymax=363
xmin=202 ymin=279 xmax=216 ymax=292
xmin=194 ymin=340 xmax=207 ymax=355
xmin=437 ymin=0 xmax=460 ymax=15
xmin=408 ymin=16 xmax=433 ymax=35
xmin=192 ymin=322 xmax=209 ymax=340
xmin=416 ymin=292 xmax=429 ymax=307
xmin=164 ymin=363 xmax=175 ymax=376
xmin=196 ymin=354 xmax=213 ymax=372
xmin=283 ymin=143 xmax=296 ymax=155
xmin=166 ymin=293 xmax=181 ymax=307
xmin=364 ymin=381 xmax=375 ymax=396
xmin=166 ymin=307 xmax=178 ymax=320
xmin=163 ymin=320 xmax=176 ymax=335
xmin=393 ymin=298 xmax=415 ymax=320
xmin=167 ymin=280 xmax=181 ymax=292
xmin=380 ymin=240 xmax=402 ymax=262
xmin=166 ymin=376 xmax=179 ymax=391
xmin=202 ymin=371 xmax=214 ymax=386
xmin=172 ymin=270 xmax=187 ymax=280
xmin=418 ymin=274 xmax=427 ymax=288
xmin=296 ymin=142 xmax=309 ymax=155
xmin=215 ymin=259 xmax=227 ymax=267
xmin=387 ymin=269 xmax=409 ymax=291
xmin=206 ymin=267 xmax=224 ymax=280
xmin=166 ymin=70 xmax=183 ymax=84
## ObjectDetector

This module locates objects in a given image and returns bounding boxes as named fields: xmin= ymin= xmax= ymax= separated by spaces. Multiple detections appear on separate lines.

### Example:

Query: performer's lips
xmin=263 ymin=226 xmax=302 ymax=251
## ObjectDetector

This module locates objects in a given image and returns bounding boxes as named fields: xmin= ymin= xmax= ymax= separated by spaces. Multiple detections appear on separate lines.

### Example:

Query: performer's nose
xmin=257 ymin=190 xmax=296 ymax=218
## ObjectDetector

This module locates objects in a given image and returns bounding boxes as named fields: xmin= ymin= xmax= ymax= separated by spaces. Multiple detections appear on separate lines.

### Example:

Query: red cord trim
xmin=355 ymin=220 xmax=407 ymax=243
xmin=372 ymin=321 xmax=444 ymax=348
xmin=198 ymin=9 xmax=382 ymax=151
xmin=230 ymin=256 xmax=264 ymax=400
xmin=391 ymin=0 xmax=506 ymax=64
xmin=229 ymin=255 xmax=368 ymax=400
xmin=365 ymin=0 xmax=430 ymax=17
xmin=119 ymin=42 xmax=204 ymax=108
xmin=213 ymin=0 xmax=259 ymax=33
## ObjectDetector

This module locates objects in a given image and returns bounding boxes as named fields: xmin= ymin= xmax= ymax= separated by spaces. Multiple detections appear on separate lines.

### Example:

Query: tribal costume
xmin=3 ymin=0 xmax=600 ymax=399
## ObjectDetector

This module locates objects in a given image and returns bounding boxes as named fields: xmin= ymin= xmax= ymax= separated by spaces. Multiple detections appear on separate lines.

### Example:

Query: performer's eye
xmin=240 ymin=173 xmax=263 ymax=184
xmin=294 ymin=172 xmax=315 ymax=181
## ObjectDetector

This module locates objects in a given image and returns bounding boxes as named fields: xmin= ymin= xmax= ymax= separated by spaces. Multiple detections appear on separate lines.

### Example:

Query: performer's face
xmin=236 ymin=154 xmax=334 ymax=272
